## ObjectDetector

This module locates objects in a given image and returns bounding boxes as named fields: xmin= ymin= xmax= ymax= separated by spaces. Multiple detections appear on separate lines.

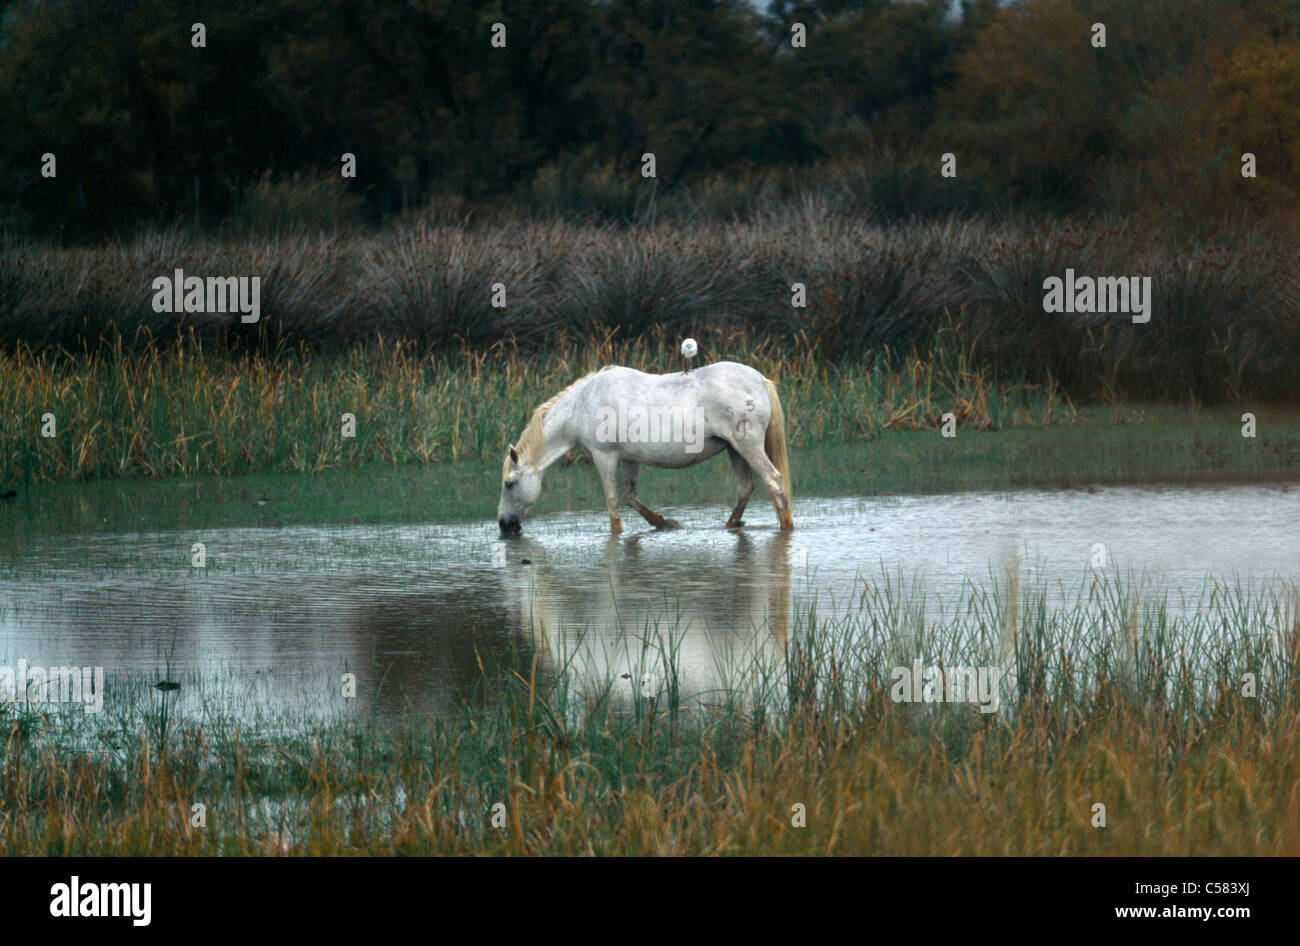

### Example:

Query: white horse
xmin=498 ymin=361 xmax=793 ymax=535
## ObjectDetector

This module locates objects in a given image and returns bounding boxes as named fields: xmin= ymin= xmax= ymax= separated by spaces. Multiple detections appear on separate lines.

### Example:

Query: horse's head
xmin=498 ymin=445 xmax=542 ymax=536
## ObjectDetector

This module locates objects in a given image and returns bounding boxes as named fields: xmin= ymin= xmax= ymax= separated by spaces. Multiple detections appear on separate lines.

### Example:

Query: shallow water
xmin=1 ymin=482 xmax=1296 ymax=723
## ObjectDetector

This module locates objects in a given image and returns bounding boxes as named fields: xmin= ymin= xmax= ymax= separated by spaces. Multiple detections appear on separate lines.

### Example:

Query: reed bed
xmin=3 ymin=208 xmax=1298 ymax=403
xmin=1 ymin=569 xmax=1296 ymax=855
xmin=0 ymin=333 xmax=1068 ymax=485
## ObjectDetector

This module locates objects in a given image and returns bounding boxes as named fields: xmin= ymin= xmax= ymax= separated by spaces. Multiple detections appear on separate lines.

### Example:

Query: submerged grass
xmin=1 ymin=569 xmax=1297 ymax=855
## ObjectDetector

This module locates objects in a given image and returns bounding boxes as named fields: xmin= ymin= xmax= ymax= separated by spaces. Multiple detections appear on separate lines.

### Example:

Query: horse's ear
xmin=508 ymin=445 xmax=519 ymax=465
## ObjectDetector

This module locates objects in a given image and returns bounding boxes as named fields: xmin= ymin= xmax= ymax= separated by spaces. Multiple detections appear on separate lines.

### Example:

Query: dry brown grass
xmin=3 ymin=209 xmax=1297 ymax=402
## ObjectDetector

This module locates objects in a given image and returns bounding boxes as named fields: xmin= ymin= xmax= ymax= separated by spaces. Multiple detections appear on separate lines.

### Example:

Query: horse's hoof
xmin=659 ymin=519 xmax=683 ymax=530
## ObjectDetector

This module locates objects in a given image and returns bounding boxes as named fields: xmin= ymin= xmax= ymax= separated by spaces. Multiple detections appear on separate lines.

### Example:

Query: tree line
xmin=2 ymin=0 xmax=1298 ymax=241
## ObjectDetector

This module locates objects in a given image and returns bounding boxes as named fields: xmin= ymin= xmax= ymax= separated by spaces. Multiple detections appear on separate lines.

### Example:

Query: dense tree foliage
xmin=1 ymin=0 xmax=1297 ymax=240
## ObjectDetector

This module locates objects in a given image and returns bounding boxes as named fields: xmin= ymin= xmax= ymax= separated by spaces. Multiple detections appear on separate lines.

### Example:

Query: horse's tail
xmin=763 ymin=378 xmax=792 ymax=502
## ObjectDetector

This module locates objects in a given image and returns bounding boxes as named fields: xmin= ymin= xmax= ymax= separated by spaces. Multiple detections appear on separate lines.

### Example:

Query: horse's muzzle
xmin=498 ymin=517 xmax=521 ymax=537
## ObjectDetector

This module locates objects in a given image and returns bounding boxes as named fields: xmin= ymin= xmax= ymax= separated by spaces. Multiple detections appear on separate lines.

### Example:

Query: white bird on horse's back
xmin=498 ymin=360 xmax=793 ymax=535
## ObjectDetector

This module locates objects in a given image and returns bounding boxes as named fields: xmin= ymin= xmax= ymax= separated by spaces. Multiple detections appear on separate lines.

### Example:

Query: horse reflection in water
xmin=499 ymin=531 xmax=796 ymax=709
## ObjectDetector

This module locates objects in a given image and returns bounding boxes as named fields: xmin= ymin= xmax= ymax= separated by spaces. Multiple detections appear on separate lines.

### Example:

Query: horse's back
xmin=593 ymin=361 xmax=765 ymax=390
xmin=590 ymin=362 xmax=770 ymax=418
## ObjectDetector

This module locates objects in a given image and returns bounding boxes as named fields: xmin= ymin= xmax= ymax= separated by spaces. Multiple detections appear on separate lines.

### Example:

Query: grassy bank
xmin=0 ymin=334 xmax=1067 ymax=485
xmin=0 ymin=405 xmax=1296 ymax=541
xmin=3 ymin=334 xmax=1298 ymax=495
xmin=2 ymin=570 xmax=1297 ymax=855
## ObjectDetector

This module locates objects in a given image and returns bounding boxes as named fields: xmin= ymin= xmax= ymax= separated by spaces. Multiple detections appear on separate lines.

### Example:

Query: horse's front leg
xmin=591 ymin=450 xmax=623 ymax=534
xmin=620 ymin=460 xmax=681 ymax=529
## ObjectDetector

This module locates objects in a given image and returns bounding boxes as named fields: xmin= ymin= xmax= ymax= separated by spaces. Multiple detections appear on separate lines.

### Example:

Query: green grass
xmin=0 ymin=403 xmax=1294 ymax=542
xmin=1 ymin=334 xmax=1073 ymax=485
xmin=825 ymin=404 xmax=1300 ymax=495
xmin=1 ymin=568 xmax=1296 ymax=855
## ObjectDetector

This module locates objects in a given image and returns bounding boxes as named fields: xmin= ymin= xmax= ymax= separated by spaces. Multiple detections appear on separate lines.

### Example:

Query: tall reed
xmin=3 ymin=208 xmax=1297 ymax=402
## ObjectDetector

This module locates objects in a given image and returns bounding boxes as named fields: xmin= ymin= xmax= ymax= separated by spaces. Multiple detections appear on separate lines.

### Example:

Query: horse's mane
xmin=505 ymin=369 xmax=602 ymax=476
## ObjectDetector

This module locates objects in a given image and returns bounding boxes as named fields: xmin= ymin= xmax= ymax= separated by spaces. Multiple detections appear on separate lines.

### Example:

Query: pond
xmin=1 ymin=482 xmax=1296 ymax=724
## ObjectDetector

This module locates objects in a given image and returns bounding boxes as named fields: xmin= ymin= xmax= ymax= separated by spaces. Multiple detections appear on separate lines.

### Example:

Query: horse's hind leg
xmin=724 ymin=446 xmax=754 ymax=528
xmin=620 ymin=460 xmax=680 ymax=529
xmin=732 ymin=434 xmax=793 ymax=531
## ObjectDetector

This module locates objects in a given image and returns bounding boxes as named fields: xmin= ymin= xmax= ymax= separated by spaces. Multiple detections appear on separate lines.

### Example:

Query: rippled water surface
xmin=2 ymin=483 xmax=1296 ymax=721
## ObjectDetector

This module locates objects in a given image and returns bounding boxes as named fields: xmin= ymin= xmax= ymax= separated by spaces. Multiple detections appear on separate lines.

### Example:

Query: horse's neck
xmin=534 ymin=385 xmax=583 ymax=473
